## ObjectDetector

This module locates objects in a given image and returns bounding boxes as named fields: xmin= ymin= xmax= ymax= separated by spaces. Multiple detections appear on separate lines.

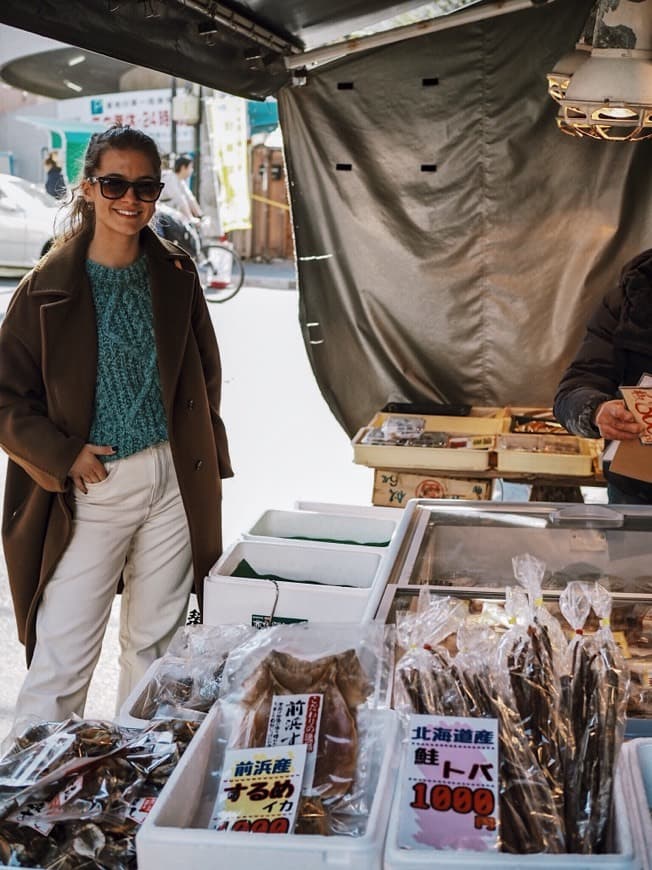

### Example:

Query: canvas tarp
xmin=279 ymin=0 xmax=652 ymax=436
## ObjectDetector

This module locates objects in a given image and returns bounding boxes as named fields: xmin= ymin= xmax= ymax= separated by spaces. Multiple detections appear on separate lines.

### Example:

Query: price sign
xmin=210 ymin=744 xmax=307 ymax=833
xmin=398 ymin=714 xmax=499 ymax=851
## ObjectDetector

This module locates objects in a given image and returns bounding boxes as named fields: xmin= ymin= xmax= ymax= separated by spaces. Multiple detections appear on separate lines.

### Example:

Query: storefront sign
xmin=397 ymin=714 xmax=499 ymax=851
xmin=210 ymin=744 xmax=307 ymax=833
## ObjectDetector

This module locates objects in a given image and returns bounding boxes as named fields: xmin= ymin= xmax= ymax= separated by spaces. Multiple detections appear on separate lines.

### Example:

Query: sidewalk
xmin=243 ymin=258 xmax=297 ymax=290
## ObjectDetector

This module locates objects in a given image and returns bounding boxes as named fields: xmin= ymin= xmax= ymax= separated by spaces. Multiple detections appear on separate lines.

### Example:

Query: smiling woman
xmin=0 ymin=125 xmax=233 ymax=736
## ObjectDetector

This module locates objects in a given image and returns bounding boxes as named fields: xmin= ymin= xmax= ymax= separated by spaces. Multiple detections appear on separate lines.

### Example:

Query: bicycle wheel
xmin=200 ymin=244 xmax=245 ymax=303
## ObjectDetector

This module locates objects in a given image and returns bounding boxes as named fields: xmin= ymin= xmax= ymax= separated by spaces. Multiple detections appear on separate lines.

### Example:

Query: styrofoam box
xmin=384 ymin=765 xmax=637 ymax=870
xmin=294 ymin=500 xmax=403 ymax=520
xmin=619 ymin=740 xmax=652 ymax=870
xmin=243 ymin=508 xmax=398 ymax=548
xmin=136 ymin=705 xmax=400 ymax=870
xmin=204 ymin=540 xmax=383 ymax=625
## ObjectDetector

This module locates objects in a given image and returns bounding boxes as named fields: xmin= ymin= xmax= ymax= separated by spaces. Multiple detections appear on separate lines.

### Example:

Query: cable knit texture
xmin=87 ymin=255 xmax=168 ymax=460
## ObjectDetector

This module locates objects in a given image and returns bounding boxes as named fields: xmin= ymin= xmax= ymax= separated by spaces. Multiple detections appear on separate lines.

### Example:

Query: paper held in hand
xmin=609 ymin=375 xmax=652 ymax=483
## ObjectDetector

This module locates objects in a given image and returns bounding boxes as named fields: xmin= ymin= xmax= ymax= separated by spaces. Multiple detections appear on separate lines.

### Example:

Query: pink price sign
xmin=397 ymin=714 xmax=499 ymax=852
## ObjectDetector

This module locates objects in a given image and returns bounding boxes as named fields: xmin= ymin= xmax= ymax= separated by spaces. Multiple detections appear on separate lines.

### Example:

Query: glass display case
xmin=372 ymin=500 xmax=652 ymax=731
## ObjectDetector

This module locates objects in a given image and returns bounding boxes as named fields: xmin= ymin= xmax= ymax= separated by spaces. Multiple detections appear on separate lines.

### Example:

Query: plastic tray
xmin=136 ymin=705 xmax=399 ymax=870
xmin=203 ymin=539 xmax=383 ymax=625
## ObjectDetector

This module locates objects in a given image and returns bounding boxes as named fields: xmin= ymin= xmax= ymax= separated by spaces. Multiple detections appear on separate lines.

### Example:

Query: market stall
xmin=0 ymin=496 xmax=649 ymax=868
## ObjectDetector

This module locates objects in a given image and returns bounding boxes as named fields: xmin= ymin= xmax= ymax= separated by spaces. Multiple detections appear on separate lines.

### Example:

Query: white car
xmin=0 ymin=173 xmax=59 ymax=275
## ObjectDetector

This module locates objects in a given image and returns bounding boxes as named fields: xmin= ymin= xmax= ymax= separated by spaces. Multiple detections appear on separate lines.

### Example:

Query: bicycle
xmin=155 ymin=206 xmax=245 ymax=303
xmin=196 ymin=237 xmax=245 ymax=304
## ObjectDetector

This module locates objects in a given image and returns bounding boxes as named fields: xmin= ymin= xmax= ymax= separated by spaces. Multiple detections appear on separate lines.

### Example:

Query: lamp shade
xmin=560 ymin=54 xmax=652 ymax=140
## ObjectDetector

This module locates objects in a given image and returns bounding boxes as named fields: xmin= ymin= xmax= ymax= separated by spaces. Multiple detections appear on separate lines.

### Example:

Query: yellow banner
xmin=205 ymin=95 xmax=252 ymax=233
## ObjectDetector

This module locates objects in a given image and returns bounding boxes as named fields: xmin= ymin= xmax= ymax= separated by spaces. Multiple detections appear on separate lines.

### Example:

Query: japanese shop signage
xmin=398 ymin=714 xmax=499 ymax=851
xmin=265 ymin=694 xmax=323 ymax=791
xmin=211 ymin=744 xmax=307 ymax=833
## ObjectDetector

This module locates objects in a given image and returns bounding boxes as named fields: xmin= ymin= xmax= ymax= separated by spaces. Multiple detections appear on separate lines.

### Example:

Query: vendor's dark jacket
xmin=554 ymin=248 xmax=652 ymax=499
xmin=0 ymin=226 xmax=233 ymax=664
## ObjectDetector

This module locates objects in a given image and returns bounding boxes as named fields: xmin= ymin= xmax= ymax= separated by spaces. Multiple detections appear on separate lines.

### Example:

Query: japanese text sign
xmin=211 ymin=744 xmax=307 ymax=834
xmin=398 ymin=714 xmax=499 ymax=851
xmin=265 ymin=693 xmax=323 ymax=792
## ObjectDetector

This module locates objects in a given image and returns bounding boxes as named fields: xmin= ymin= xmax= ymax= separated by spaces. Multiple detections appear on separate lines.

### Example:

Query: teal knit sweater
xmin=87 ymin=255 xmax=168 ymax=461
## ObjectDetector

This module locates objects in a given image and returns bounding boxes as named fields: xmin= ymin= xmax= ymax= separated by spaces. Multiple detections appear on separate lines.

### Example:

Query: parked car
xmin=0 ymin=173 xmax=59 ymax=275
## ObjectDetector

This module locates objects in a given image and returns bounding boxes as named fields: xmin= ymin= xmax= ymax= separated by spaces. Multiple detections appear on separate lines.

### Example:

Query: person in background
xmin=553 ymin=249 xmax=649 ymax=504
xmin=0 ymin=125 xmax=233 ymax=732
xmin=43 ymin=152 xmax=67 ymax=199
xmin=161 ymin=154 xmax=203 ymax=223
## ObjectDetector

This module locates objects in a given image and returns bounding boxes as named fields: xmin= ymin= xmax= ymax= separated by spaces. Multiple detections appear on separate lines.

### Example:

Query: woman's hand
xmin=69 ymin=444 xmax=116 ymax=493
xmin=594 ymin=399 xmax=644 ymax=441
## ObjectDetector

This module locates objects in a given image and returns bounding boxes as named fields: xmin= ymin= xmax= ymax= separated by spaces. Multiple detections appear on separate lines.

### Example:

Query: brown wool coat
xmin=0 ymin=227 xmax=233 ymax=664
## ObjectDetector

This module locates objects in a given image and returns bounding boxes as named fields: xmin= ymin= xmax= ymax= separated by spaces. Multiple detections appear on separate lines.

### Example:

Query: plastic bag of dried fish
xmin=497 ymin=555 xmax=569 ymax=833
xmin=126 ymin=624 xmax=255 ymax=723
xmin=560 ymin=580 xmax=629 ymax=854
xmin=0 ymin=718 xmax=198 ymax=868
xmin=201 ymin=622 xmax=394 ymax=837
xmin=394 ymin=591 xmax=565 ymax=854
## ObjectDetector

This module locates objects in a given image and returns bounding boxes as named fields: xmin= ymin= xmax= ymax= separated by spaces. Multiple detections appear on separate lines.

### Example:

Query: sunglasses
xmin=87 ymin=175 xmax=164 ymax=203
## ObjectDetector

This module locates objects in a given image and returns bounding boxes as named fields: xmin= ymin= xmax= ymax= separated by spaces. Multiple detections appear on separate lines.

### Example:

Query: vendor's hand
xmin=69 ymin=444 xmax=116 ymax=493
xmin=594 ymin=399 xmax=644 ymax=441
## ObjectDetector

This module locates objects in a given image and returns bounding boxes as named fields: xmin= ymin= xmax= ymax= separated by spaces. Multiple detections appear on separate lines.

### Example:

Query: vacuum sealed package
xmin=196 ymin=621 xmax=393 ymax=837
xmin=0 ymin=718 xmax=198 ymax=868
xmin=126 ymin=624 xmax=255 ymax=722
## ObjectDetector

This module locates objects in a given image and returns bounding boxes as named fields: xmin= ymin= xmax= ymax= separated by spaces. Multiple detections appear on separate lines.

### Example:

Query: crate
xmin=384 ymin=765 xmax=636 ymax=869
xmin=372 ymin=469 xmax=492 ymax=508
xmin=244 ymin=508 xmax=398 ymax=547
xmin=495 ymin=434 xmax=594 ymax=477
xmin=352 ymin=409 xmax=507 ymax=473
xmin=203 ymin=540 xmax=383 ymax=626
xmin=136 ymin=705 xmax=400 ymax=870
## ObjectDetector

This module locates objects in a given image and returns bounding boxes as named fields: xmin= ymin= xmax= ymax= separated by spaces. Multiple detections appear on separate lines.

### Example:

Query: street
xmin=0 ymin=274 xmax=373 ymax=741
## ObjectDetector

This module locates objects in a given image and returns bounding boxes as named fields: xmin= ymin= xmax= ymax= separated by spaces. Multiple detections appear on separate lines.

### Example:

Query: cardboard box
xmin=372 ymin=469 xmax=491 ymax=507
xmin=495 ymin=434 xmax=594 ymax=477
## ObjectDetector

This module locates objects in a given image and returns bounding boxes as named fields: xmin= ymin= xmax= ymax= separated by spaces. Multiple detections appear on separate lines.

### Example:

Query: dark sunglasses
xmin=87 ymin=175 xmax=164 ymax=203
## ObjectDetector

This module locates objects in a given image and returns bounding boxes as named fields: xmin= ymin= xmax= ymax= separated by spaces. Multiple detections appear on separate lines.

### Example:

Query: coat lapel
xmin=31 ymin=233 xmax=97 ymax=439
xmin=142 ymin=228 xmax=195 ymax=415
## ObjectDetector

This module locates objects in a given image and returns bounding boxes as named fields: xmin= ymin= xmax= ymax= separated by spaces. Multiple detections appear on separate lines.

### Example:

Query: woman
xmin=0 ymin=126 xmax=233 ymax=730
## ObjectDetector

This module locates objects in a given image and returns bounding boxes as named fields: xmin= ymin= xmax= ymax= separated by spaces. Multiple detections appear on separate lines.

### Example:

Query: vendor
xmin=553 ymin=249 xmax=649 ymax=504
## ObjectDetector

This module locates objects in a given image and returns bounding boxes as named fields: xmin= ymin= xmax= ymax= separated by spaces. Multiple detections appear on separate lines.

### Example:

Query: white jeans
xmin=14 ymin=441 xmax=193 ymax=729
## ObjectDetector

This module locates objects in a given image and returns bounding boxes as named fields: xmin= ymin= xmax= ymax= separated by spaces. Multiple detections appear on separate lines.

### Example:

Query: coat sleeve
xmin=553 ymin=284 xmax=622 ymax=438
xmin=188 ymin=266 xmax=234 ymax=479
xmin=0 ymin=288 xmax=85 ymax=492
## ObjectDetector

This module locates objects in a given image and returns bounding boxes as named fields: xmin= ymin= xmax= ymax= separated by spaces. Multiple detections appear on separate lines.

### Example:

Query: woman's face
xmin=82 ymin=147 xmax=158 ymax=245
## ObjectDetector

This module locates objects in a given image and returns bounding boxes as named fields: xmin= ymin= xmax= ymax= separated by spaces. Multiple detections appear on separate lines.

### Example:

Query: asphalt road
xmin=0 ymin=274 xmax=372 ymax=743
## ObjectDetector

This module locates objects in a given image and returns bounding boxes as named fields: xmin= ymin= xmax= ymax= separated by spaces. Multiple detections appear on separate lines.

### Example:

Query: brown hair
xmin=52 ymin=125 xmax=161 ymax=248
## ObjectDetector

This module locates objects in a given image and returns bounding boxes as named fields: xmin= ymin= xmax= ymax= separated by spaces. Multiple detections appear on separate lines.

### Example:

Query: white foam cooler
xmin=383 ymin=764 xmax=637 ymax=870
xmin=204 ymin=539 xmax=383 ymax=625
xmin=136 ymin=705 xmax=400 ymax=870
xmin=244 ymin=508 xmax=398 ymax=548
